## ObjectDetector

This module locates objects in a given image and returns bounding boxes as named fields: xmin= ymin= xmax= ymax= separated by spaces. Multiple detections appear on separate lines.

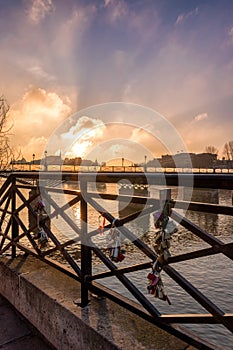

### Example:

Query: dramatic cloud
xmin=9 ymin=88 xmax=71 ymax=159
xmin=0 ymin=0 xmax=232 ymax=158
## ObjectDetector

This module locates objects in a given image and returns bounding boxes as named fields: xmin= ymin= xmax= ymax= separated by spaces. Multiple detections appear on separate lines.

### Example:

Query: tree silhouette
xmin=205 ymin=145 xmax=218 ymax=155
xmin=0 ymin=96 xmax=20 ymax=169
xmin=223 ymin=141 xmax=233 ymax=160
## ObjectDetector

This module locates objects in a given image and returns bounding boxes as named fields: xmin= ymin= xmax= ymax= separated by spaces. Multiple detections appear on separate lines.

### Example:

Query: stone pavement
xmin=0 ymin=295 xmax=54 ymax=349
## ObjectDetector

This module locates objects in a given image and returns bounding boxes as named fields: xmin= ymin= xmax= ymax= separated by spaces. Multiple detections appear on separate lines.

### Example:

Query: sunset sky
xmin=1 ymin=0 xmax=233 ymax=162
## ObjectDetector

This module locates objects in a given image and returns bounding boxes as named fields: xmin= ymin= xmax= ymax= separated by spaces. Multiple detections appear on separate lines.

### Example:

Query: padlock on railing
xmin=106 ymin=221 xmax=125 ymax=263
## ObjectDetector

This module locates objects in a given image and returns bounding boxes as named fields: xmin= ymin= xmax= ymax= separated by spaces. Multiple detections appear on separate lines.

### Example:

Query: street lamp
xmin=44 ymin=150 xmax=47 ymax=171
xmin=30 ymin=153 xmax=35 ymax=171
xmin=144 ymin=155 xmax=147 ymax=172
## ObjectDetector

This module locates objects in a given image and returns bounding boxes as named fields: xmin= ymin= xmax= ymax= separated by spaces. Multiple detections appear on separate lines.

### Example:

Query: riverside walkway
xmin=0 ymin=294 xmax=53 ymax=349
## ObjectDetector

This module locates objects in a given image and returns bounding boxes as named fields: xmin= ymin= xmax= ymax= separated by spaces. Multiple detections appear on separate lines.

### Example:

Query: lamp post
xmin=44 ymin=150 xmax=47 ymax=171
xmin=144 ymin=155 xmax=147 ymax=172
xmin=30 ymin=153 xmax=35 ymax=171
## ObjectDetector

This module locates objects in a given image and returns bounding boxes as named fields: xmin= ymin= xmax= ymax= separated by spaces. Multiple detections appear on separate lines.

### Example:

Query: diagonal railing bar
xmin=14 ymin=207 xmax=82 ymax=278
xmin=39 ymin=196 xmax=82 ymax=277
xmin=14 ymin=189 xmax=40 ymax=215
xmin=87 ymin=204 xmax=156 ymax=240
xmin=0 ymin=194 xmax=11 ymax=228
xmin=15 ymin=185 xmax=82 ymax=277
xmin=41 ymin=238 xmax=79 ymax=256
xmin=85 ymin=195 xmax=156 ymax=259
xmin=57 ymin=245 xmax=82 ymax=278
xmin=15 ymin=187 xmax=40 ymax=217
xmin=41 ymin=189 xmax=81 ymax=238
xmin=13 ymin=213 xmax=42 ymax=255
xmin=0 ymin=175 xmax=12 ymax=198
xmin=162 ymin=264 xmax=233 ymax=333
xmin=0 ymin=186 xmax=12 ymax=209
xmin=172 ymin=210 xmax=233 ymax=261
xmin=91 ymin=261 xmax=152 ymax=280
xmin=0 ymin=232 xmax=28 ymax=255
xmin=86 ymin=194 xmax=233 ymax=332
xmin=15 ymin=243 xmax=81 ymax=282
xmin=167 ymin=242 xmax=233 ymax=265
xmin=49 ymin=195 xmax=81 ymax=221
xmin=0 ymin=208 xmax=11 ymax=215
xmin=16 ymin=186 xmax=62 ymax=247
xmin=0 ymin=218 xmax=12 ymax=251
xmin=91 ymin=243 xmax=161 ymax=318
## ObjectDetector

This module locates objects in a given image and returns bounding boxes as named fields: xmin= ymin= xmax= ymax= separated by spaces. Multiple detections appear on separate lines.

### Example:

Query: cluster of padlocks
xmin=33 ymin=199 xmax=49 ymax=249
xmin=106 ymin=219 xmax=125 ymax=262
xmin=147 ymin=201 xmax=178 ymax=304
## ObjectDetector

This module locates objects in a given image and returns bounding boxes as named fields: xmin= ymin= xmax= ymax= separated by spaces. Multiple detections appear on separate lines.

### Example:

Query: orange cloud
xmin=9 ymin=87 xmax=71 ymax=159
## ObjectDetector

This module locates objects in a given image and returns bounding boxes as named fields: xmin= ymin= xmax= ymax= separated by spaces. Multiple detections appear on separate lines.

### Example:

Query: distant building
xmin=11 ymin=157 xmax=27 ymax=164
xmin=149 ymin=152 xmax=218 ymax=168
xmin=41 ymin=155 xmax=62 ymax=165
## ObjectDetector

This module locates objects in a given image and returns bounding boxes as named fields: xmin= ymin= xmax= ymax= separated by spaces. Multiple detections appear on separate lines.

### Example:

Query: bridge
xmin=6 ymin=162 xmax=233 ymax=173
xmin=0 ymin=171 xmax=232 ymax=349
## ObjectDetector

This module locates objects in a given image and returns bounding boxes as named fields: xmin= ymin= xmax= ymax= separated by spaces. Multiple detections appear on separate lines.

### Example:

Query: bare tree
xmin=223 ymin=141 xmax=233 ymax=160
xmin=0 ymin=96 xmax=20 ymax=169
xmin=205 ymin=145 xmax=218 ymax=155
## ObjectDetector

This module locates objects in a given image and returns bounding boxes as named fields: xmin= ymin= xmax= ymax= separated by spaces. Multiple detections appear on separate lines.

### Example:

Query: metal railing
xmin=0 ymin=171 xmax=233 ymax=350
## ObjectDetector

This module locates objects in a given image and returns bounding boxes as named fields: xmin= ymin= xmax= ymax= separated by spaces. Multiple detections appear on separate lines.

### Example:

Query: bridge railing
xmin=0 ymin=171 xmax=232 ymax=350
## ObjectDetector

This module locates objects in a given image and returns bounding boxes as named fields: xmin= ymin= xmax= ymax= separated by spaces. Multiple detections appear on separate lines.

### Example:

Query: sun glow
xmin=70 ymin=140 xmax=92 ymax=158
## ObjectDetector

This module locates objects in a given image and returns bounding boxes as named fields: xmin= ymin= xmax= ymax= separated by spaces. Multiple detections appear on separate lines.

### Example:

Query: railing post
xmin=159 ymin=188 xmax=171 ymax=209
xmin=11 ymin=176 xmax=18 ymax=258
xmin=80 ymin=179 xmax=92 ymax=307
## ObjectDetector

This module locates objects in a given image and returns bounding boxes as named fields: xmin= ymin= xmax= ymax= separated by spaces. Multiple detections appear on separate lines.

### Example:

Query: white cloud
xmin=175 ymin=7 xmax=199 ymax=26
xmin=27 ymin=0 xmax=55 ymax=24
xmin=61 ymin=116 xmax=106 ymax=158
xmin=194 ymin=112 xmax=208 ymax=122
xmin=27 ymin=65 xmax=56 ymax=82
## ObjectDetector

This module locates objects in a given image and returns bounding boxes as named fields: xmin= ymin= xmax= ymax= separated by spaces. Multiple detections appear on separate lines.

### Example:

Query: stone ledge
xmin=0 ymin=255 xmax=199 ymax=350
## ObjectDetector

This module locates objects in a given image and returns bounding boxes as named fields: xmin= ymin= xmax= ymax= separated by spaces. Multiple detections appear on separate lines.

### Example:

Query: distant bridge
xmin=3 ymin=164 xmax=233 ymax=174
